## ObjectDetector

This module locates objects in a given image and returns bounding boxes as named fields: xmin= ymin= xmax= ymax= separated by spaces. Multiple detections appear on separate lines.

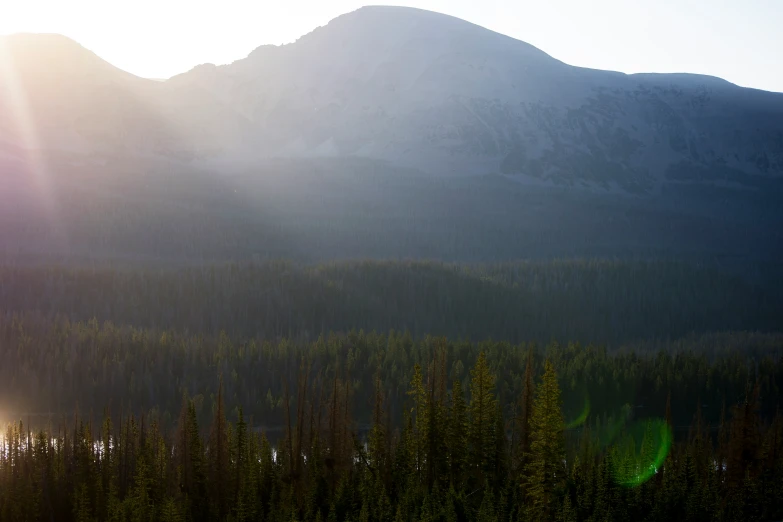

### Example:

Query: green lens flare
xmin=610 ymin=418 xmax=672 ymax=487
xmin=566 ymin=396 xmax=590 ymax=429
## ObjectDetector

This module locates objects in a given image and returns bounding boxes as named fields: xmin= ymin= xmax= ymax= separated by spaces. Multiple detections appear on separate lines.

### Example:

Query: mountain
xmin=3 ymin=6 xmax=783 ymax=189
xmin=0 ymin=33 xmax=252 ymax=159
xmin=0 ymin=34 xmax=160 ymax=154
xmin=1 ymin=6 xmax=782 ymax=269
xmin=171 ymin=5 xmax=783 ymax=192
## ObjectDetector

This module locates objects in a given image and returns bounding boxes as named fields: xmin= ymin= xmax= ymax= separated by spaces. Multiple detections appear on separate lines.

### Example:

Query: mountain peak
xmin=1 ymin=32 xmax=83 ymax=46
xmin=340 ymin=4 xmax=492 ymax=25
xmin=315 ymin=4 xmax=545 ymax=48
xmin=282 ymin=3 xmax=558 ymax=74
xmin=0 ymin=32 xmax=143 ymax=84
xmin=1 ymin=33 xmax=96 ymax=63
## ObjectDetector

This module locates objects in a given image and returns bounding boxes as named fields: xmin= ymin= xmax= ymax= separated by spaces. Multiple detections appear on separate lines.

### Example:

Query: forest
xmin=0 ymin=259 xmax=781 ymax=521
xmin=0 ymin=335 xmax=781 ymax=521
xmin=1 ymin=260 xmax=781 ymax=344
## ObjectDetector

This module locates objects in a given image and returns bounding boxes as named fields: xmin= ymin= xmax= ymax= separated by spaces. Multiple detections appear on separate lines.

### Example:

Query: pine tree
xmin=407 ymin=364 xmax=428 ymax=486
xmin=524 ymin=359 xmax=565 ymax=522
xmin=161 ymin=497 xmax=183 ymax=522
xmin=469 ymin=352 xmax=497 ymax=487
xmin=448 ymin=378 xmax=468 ymax=490
xmin=233 ymin=407 xmax=257 ymax=521
xmin=477 ymin=482 xmax=498 ymax=522
xmin=129 ymin=455 xmax=153 ymax=522
xmin=492 ymin=400 xmax=507 ymax=490
xmin=208 ymin=379 xmax=231 ymax=519
xmin=558 ymin=493 xmax=577 ymax=522
xmin=515 ymin=346 xmax=535 ymax=476
xmin=259 ymin=432 xmax=277 ymax=517
xmin=368 ymin=369 xmax=388 ymax=479
xmin=175 ymin=397 xmax=207 ymax=522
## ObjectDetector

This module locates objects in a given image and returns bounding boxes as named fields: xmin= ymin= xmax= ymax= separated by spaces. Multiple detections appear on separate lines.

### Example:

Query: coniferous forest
xmin=0 ymin=260 xmax=782 ymax=521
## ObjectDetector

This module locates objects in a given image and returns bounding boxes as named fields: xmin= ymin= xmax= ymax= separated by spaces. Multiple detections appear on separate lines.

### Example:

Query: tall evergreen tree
xmin=208 ymin=380 xmax=230 ymax=519
xmin=524 ymin=359 xmax=565 ymax=522
xmin=448 ymin=378 xmax=468 ymax=491
xmin=515 ymin=346 xmax=535 ymax=476
xmin=407 ymin=364 xmax=428 ymax=486
xmin=469 ymin=352 xmax=497 ymax=487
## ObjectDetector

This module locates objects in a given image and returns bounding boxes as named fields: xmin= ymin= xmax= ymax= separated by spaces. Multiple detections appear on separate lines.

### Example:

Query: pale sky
xmin=1 ymin=0 xmax=781 ymax=92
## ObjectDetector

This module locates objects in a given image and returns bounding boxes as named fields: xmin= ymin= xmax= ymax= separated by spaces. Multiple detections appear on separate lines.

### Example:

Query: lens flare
xmin=610 ymin=418 xmax=672 ymax=487
xmin=565 ymin=395 xmax=590 ymax=429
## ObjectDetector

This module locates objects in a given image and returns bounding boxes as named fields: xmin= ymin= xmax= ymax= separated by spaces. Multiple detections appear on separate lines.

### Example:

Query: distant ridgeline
xmin=0 ymin=260 xmax=780 ymax=345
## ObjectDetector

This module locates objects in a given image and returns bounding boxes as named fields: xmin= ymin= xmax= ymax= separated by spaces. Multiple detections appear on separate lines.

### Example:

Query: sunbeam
xmin=0 ymin=36 xmax=66 ymax=249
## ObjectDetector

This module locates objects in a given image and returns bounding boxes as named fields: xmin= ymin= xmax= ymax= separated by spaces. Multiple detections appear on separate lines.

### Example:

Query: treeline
xmin=1 ymin=260 xmax=780 ymax=344
xmin=1 ymin=315 xmax=781 ymax=436
xmin=2 ymin=352 xmax=782 ymax=521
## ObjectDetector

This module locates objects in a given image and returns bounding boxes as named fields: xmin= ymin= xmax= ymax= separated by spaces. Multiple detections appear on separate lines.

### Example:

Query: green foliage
xmin=469 ymin=352 xmax=497 ymax=488
xmin=524 ymin=360 xmax=566 ymax=521
xmin=448 ymin=378 xmax=468 ymax=490
xmin=0 ymin=345 xmax=779 ymax=521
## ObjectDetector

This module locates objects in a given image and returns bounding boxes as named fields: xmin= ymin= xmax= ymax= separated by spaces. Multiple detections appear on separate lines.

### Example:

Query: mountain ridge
xmin=2 ymin=6 xmax=782 ymax=193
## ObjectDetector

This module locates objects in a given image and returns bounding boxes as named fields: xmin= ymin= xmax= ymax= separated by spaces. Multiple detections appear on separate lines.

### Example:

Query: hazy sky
xmin=2 ymin=0 xmax=781 ymax=92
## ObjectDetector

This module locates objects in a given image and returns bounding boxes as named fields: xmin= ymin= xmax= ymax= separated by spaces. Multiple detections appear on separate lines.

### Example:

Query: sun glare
xmin=0 ymin=37 xmax=62 ymax=240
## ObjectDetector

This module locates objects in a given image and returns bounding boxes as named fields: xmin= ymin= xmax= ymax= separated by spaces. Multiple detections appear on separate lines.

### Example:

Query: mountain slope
xmin=0 ymin=34 xmax=254 ymax=159
xmin=0 ymin=34 xmax=166 ymax=153
xmin=168 ymin=6 xmax=783 ymax=191
xmin=3 ymin=7 xmax=782 ymax=191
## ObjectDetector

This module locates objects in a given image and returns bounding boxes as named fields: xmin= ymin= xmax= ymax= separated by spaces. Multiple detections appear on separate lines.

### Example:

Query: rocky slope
xmin=171 ymin=6 xmax=783 ymax=192
xmin=2 ymin=6 xmax=782 ymax=193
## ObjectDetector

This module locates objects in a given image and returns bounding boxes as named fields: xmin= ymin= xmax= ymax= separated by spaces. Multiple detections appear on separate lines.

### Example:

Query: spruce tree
xmin=448 ymin=378 xmax=468 ymax=490
xmin=469 ymin=352 xmax=496 ymax=487
xmin=208 ymin=380 xmax=230 ymax=519
xmin=524 ymin=359 xmax=565 ymax=522
xmin=515 ymin=346 xmax=535 ymax=476
xmin=407 ymin=364 xmax=428 ymax=486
